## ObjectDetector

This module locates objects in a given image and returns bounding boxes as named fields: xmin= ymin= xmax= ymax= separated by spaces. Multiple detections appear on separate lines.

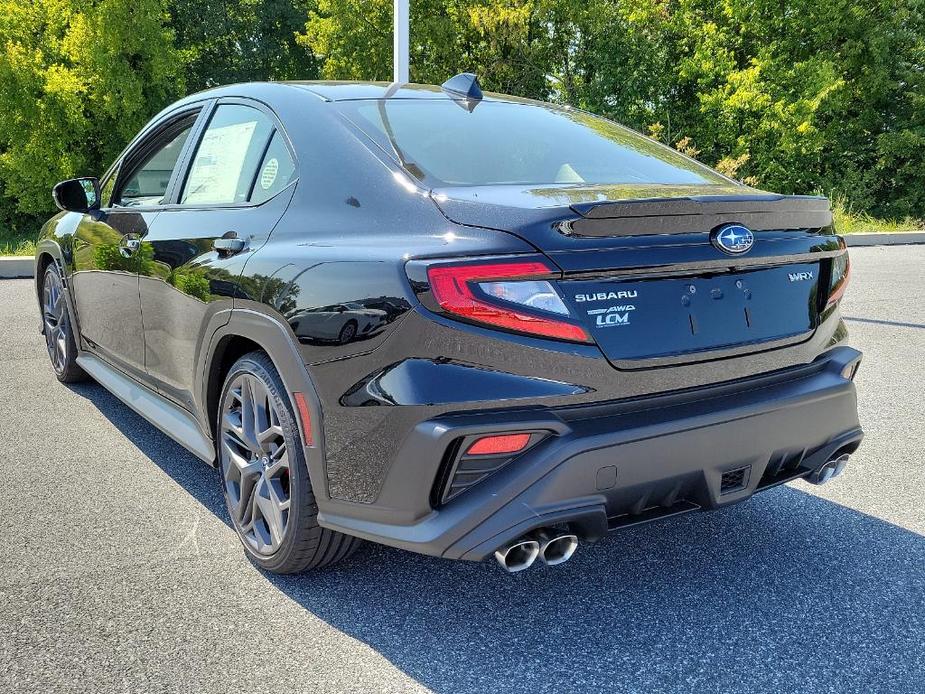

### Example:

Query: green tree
xmin=167 ymin=0 xmax=321 ymax=91
xmin=0 ymin=0 xmax=183 ymax=220
xmin=0 ymin=0 xmax=922 ymax=229
xmin=299 ymin=1 xmax=551 ymax=96
xmin=654 ymin=0 xmax=925 ymax=218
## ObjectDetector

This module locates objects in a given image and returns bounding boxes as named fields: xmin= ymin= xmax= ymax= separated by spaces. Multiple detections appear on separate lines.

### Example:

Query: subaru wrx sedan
xmin=36 ymin=75 xmax=861 ymax=573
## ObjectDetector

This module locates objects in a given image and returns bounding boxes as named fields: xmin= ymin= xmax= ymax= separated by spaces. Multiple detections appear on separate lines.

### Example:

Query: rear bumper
xmin=318 ymin=346 xmax=863 ymax=561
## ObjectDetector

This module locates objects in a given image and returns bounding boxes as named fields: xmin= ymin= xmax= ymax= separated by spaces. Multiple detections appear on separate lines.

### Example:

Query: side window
xmin=116 ymin=124 xmax=194 ymax=207
xmin=180 ymin=104 xmax=274 ymax=205
xmin=249 ymin=131 xmax=297 ymax=204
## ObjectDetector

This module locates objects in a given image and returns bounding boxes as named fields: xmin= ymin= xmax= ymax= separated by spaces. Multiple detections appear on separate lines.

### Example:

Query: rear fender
xmin=198 ymin=307 xmax=329 ymax=502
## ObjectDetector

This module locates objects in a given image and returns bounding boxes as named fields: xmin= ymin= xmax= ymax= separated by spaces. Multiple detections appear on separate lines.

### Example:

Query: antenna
xmin=441 ymin=73 xmax=483 ymax=111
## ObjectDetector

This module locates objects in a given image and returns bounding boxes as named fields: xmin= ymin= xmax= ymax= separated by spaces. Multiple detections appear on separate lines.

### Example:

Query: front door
xmin=137 ymin=101 xmax=298 ymax=408
xmin=70 ymin=113 xmax=200 ymax=379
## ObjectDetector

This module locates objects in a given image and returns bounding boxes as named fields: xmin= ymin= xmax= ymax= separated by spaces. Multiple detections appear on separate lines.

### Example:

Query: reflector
xmin=466 ymin=433 xmax=531 ymax=456
xmin=292 ymin=392 xmax=314 ymax=446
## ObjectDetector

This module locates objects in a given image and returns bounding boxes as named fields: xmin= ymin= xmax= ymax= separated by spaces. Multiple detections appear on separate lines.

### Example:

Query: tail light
xmin=826 ymin=253 xmax=851 ymax=308
xmin=423 ymin=259 xmax=591 ymax=343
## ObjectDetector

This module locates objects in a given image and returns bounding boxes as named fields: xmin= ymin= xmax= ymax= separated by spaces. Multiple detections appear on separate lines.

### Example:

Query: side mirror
xmin=52 ymin=177 xmax=101 ymax=212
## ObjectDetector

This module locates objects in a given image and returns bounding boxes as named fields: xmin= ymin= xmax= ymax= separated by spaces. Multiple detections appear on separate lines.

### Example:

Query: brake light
xmin=826 ymin=254 xmax=851 ymax=308
xmin=466 ymin=433 xmax=532 ymax=456
xmin=426 ymin=261 xmax=591 ymax=343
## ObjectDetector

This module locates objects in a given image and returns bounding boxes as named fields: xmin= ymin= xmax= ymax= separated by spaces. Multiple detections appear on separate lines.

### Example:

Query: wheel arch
xmin=198 ymin=307 xmax=330 ymax=500
xmin=34 ymin=242 xmax=76 ymax=335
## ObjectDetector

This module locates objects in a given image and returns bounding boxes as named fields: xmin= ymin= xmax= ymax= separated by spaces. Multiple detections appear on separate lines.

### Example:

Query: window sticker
xmin=260 ymin=158 xmax=279 ymax=190
xmin=183 ymin=121 xmax=258 ymax=204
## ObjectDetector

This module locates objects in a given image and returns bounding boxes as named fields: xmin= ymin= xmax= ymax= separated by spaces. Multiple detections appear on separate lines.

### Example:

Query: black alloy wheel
xmin=218 ymin=351 xmax=359 ymax=572
xmin=41 ymin=265 xmax=86 ymax=383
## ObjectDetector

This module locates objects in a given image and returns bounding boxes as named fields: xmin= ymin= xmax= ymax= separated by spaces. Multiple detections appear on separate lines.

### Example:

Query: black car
xmin=35 ymin=75 xmax=862 ymax=574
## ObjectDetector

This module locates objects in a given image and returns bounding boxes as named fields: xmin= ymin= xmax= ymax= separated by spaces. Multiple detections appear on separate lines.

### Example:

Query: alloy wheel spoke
xmin=256 ymin=424 xmax=284 ymax=447
xmin=240 ymin=377 xmax=267 ymax=454
xmin=42 ymin=275 xmax=69 ymax=372
xmin=222 ymin=411 xmax=252 ymax=455
xmin=220 ymin=371 xmax=292 ymax=556
xmin=255 ymin=477 xmax=287 ymax=549
xmin=56 ymin=334 xmax=66 ymax=366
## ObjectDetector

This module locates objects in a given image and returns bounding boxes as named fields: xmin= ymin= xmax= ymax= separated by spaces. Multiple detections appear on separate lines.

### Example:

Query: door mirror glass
xmin=52 ymin=177 xmax=101 ymax=212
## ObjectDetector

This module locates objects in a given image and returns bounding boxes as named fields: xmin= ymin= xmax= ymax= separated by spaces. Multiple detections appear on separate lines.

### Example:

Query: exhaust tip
xmin=830 ymin=453 xmax=850 ymax=478
xmin=494 ymin=539 xmax=540 ymax=573
xmin=809 ymin=453 xmax=851 ymax=485
xmin=539 ymin=533 xmax=578 ymax=566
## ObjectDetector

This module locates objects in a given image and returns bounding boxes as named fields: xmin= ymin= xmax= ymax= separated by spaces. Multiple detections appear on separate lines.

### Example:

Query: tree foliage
xmin=0 ymin=0 xmax=182 ymax=220
xmin=169 ymin=0 xmax=319 ymax=91
xmin=0 ymin=0 xmax=922 ymax=228
xmin=301 ymin=0 xmax=925 ymax=220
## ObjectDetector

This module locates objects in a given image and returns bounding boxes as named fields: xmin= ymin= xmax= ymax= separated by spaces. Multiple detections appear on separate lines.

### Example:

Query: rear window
xmin=338 ymin=100 xmax=727 ymax=188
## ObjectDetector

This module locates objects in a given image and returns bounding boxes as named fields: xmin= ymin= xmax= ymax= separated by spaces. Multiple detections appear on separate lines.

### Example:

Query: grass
xmin=0 ymin=223 xmax=36 ymax=256
xmin=831 ymin=198 xmax=924 ymax=234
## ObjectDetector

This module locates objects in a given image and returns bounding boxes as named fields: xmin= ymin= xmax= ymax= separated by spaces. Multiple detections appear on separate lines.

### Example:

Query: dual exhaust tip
xmin=808 ymin=452 xmax=851 ymax=485
xmin=494 ymin=529 xmax=578 ymax=573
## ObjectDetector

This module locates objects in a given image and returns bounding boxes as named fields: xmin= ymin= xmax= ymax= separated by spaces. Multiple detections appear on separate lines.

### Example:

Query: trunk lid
xmin=431 ymin=183 xmax=843 ymax=366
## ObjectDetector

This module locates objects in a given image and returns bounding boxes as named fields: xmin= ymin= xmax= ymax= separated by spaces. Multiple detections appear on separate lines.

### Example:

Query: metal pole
xmin=393 ymin=0 xmax=409 ymax=83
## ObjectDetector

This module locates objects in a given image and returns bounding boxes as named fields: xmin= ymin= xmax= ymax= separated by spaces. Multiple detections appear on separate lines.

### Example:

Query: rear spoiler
xmin=564 ymin=194 xmax=832 ymax=237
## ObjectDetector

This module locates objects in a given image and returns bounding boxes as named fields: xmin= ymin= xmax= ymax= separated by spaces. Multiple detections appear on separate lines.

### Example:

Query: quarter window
xmin=249 ymin=131 xmax=297 ymax=204
xmin=180 ymin=105 xmax=275 ymax=205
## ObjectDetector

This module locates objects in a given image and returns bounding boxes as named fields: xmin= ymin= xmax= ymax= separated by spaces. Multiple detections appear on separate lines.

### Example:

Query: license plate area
xmin=563 ymin=263 xmax=819 ymax=361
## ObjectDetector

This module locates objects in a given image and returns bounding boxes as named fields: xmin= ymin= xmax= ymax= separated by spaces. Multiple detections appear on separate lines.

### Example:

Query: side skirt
xmin=76 ymin=352 xmax=216 ymax=465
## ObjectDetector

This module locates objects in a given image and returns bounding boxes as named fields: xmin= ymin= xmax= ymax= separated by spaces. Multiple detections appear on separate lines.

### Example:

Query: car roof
xmin=282 ymin=81 xmax=541 ymax=104
xmin=176 ymin=80 xmax=544 ymax=108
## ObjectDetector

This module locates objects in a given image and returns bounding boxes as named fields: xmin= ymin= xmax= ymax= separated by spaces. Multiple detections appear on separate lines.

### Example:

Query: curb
xmin=844 ymin=232 xmax=925 ymax=247
xmin=0 ymin=256 xmax=33 ymax=279
xmin=2 ymin=231 xmax=922 ymax=278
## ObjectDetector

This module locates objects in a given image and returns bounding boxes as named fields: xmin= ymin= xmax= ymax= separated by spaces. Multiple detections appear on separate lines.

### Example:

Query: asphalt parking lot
xmin=1 ymin=245 xmax=923 ymax=693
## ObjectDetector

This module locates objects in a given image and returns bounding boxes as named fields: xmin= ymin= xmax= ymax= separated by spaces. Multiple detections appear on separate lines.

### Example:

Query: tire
xmin=337 ymin=320 xmax=358 ymax=344
xmin=217 ymin=350 xmax=360 ymax=573
xmin=41 ymin=265 xmax=87 ymax=384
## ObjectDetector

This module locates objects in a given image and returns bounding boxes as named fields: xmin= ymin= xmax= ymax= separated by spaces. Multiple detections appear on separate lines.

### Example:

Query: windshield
xmin=338 ymin=99 xmax=727 ymax=188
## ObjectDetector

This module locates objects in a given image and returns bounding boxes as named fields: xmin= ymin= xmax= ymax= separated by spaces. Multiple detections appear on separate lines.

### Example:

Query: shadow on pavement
xmin=844 ymin=315 xmax=925 ymax=330
xmin=72 ymin=379 xmax=925 ymax=693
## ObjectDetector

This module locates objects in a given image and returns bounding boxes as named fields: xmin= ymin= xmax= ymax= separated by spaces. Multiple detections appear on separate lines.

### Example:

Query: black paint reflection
xmin=289 ymin=297 xmax=410 ymax=345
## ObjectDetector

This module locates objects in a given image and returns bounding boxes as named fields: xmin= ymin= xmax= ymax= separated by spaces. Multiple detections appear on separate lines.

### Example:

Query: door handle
xmin=119 ymin=234 xmax=141 ymax=258
xmin=213 ymin=233 xmax=246 ymax=257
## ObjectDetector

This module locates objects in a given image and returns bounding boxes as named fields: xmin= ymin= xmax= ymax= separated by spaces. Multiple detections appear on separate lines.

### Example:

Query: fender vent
xmin=720 ymin=466 xmax=750 ymax=494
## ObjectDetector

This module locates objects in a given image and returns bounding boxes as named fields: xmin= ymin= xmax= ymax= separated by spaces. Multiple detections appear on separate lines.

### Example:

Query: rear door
xmin=137 ymin=98 xmax=298 ymax=409
xmin=70 ymin=109 xmax=201 ymax=379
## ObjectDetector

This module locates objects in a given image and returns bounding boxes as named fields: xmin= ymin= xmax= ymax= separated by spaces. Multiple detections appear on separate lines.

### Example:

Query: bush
xmin=0 ymin=0 xmax=921 ymax=229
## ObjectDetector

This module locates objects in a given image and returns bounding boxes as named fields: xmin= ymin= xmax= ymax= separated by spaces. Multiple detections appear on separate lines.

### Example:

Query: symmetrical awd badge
xmin=711 ymin=224 xmax=754 ymax=255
